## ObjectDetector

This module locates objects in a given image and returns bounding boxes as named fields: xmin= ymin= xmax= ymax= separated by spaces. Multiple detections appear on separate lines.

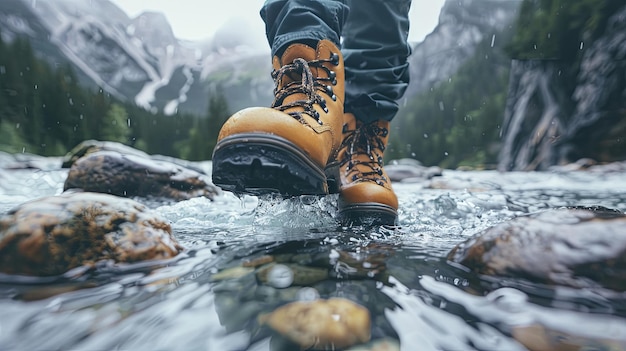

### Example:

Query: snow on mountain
xmin=0 ymin=0 xmax=271 ymax=116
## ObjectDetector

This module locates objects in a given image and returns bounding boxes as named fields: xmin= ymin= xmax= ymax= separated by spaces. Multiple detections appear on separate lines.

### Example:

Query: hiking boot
xmin=327 ymin=113 xmax=398 ymax=226
xmin=211 ymin=39 xmax=345 ymax=196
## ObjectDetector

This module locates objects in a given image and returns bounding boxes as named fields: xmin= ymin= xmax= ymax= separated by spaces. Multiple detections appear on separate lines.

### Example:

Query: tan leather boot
xmin=327 ymin=113 xmax=398 ymax=226
xmin=212 ymin=39 xmax=344 ymax=196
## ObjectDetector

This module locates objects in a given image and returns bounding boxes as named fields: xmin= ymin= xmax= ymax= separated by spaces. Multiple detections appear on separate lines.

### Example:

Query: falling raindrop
xmin=579 ymin=41 xmax=584 ymax=50
xmin=490 ymin=34 xmax=496 ymax=47
xmin=439 ymin=101 xmax=444 ymax=111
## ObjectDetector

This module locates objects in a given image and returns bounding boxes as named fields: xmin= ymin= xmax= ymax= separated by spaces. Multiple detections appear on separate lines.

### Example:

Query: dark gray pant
xmin=260 ymin=0 xmax=412 ymax=123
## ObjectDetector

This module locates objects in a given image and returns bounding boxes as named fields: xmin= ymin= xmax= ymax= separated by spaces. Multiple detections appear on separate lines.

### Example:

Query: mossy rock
xmin=0 ymin=192 xmax=183 ymax=276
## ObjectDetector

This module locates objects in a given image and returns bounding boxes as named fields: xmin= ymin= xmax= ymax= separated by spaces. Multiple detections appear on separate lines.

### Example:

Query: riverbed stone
xmin=64 ymin=150 xmax=219 ymax=201
xmin=259 ymin=297 xmax=371 ymax=349
xmin=0 ymin=192 xmax=183 ymax=276
xmin=447 ymin=206 xmax=626 ymax=290
xmin=256 ymin=262 xmax=328 ymax=288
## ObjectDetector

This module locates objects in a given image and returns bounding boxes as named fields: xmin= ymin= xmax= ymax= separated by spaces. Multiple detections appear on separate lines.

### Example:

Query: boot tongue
xmin=273 ymin=43 xmax=320 ymax=88
xmin=280 ymin=43 xmax=318 ymax=66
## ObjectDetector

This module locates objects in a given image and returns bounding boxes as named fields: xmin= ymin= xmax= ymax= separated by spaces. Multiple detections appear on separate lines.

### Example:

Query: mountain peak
xmin=131 ymin=11 xmax=176 ymax=43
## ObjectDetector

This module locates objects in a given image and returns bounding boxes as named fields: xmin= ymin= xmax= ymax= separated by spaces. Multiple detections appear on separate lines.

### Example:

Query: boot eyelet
xmin=330 ymin=53 xmax=339 ymax=65
xmin=319 ymin=98 xmax=328 ymax=113
xmin=325 ymin=85 xmax=334 ymax=96
xmin=331 ymin=94 xmax=337 ymax=101
xmin=329 ymin=72 xmax=337 ymax=85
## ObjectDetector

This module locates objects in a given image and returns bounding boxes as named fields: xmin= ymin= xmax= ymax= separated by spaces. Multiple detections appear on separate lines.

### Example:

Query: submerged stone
xmin=0 ymin=192 xmax=183 ymax=276
xmin=64 ymin=150 xmax=219 ymax=201
xmin=256 ymin=263 xmax=328 ymax=288
xmin=447 ymin=206 xmax=626 ymax=290
xmin=259 ymin=297 xmax=371 ymax=349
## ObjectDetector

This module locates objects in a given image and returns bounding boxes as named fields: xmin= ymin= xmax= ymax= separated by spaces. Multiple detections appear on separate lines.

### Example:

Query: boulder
xmin=64 ymin=150 xmax=219 ymax=201
xmin=447 ymin=206 xmax=626 ymax=290
xmin=62 ymin=140 xmax=208 ymax=175
xmin=61 ymin=140 xmax=149 ymax=168
xmin=0 ymin=192 xmax=183 ymax=276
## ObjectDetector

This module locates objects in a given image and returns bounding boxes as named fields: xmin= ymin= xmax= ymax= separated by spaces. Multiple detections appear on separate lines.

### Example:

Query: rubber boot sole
xmin=338 ymin=202 xmax=398 ymax=226
xmin=212 ymin=134 xmax=328 ymax=196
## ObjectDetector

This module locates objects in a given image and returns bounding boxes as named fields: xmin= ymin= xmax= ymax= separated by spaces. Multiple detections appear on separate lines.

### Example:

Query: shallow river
xmin=1 ymin=160 xmax=626 ymax=350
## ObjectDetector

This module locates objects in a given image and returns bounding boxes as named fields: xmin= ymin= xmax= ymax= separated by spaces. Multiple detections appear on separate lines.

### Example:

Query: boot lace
xmin=340 ymin=122 xmax=389 ymax=186
xmin=271 ymin=53 xmax=339 ymax=125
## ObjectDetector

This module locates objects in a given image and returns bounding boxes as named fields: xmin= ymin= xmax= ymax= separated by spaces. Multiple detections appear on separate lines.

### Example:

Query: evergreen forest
xmin=0 ymin=30 xmax=230 ymax=161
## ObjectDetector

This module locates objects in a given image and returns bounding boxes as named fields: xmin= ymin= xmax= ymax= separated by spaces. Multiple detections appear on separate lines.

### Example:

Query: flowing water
xmin=1 ymin=159 xmax=626 ymax=350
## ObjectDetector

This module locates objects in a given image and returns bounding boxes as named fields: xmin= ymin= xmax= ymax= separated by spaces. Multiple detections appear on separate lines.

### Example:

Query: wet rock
xmin=447 ymin=206 xmax=626 ymax=290
xmin=385 ymin=158 xmax=442 ymax=182
xmin=61 ymin=140 xmax=150 ymax=168
xmin=0 ymin=192 xmax=183 ymax=276
xmin=62 ymin=140 xmax=208 ymax=174
xmin=259 ymin=297 xmax=371 ymax=349
xmin=64 ymin=150 xmax=219 ymax=201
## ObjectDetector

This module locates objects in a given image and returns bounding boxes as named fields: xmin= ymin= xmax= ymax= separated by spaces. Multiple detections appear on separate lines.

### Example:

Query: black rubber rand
xmin=211 ymin=133 xmax=328 ymax=196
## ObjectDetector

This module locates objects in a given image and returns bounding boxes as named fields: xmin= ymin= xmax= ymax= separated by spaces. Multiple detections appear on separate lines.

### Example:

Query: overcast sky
xmin=109 ymin=0 xmax=446 ymax=43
